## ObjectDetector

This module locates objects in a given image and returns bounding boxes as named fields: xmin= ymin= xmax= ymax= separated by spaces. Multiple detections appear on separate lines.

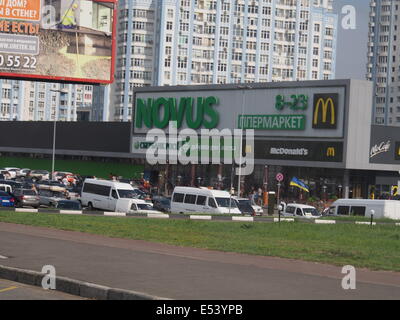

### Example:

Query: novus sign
xmin=135 ymin=96 xmax=219 ymax=129
xmin=133 ymin=86 xmax=345 ymax=138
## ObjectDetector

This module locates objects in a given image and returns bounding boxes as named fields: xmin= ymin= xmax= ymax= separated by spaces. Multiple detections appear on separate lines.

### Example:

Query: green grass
xmin=0 ymin=211 xmax=399 ymax=272
xmin=320 ymin=216 xmax=397 ymax=223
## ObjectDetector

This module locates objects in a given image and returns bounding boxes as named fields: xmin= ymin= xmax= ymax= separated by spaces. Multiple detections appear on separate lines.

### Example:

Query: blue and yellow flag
xmin=290 ymin=177 xmax=310 ymax=193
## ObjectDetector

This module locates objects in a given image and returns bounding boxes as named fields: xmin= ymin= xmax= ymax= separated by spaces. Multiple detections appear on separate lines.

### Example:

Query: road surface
xmin=0 ymin=278 xmax=84 ymax=300
xmin=0 ymin=222 xmax=399 ymax=300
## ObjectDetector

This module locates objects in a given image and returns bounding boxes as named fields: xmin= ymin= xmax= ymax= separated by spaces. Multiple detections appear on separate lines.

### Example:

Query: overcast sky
xmin=333 ymin=0 xmax=370 ymax=80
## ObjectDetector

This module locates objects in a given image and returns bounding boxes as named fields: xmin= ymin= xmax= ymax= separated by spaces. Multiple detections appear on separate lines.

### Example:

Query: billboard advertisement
xmin=0 ymin=0 xmax=117 ymax=84
xmin=133 ymin=85 xmax=346 ymax=138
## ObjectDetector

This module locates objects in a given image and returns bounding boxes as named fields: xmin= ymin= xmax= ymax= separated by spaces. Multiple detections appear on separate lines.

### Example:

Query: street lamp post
xmin=49 ymin=88 xmax=69 ymax=180
xmin=236 ymin=85 xmax=252 ymax=198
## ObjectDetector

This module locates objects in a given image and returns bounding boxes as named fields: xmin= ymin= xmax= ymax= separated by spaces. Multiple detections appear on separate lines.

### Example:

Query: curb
xmin=2 ymin=207 xmax=400 ymax=226
xmin=0 ymin=264 xmax=169 ymax=300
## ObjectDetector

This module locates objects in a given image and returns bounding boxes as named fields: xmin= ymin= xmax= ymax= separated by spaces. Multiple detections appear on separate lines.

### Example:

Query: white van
xmin=81 ymin=179 xmax=139 ymax=211
xmin=116 ymin=198 xmax=163 ymax=215
xmin=171 ymin=187 xmax=241 ymax=214
xmin=283 ymin=204 xmax=321 ymax=218
xmin=328 ymin=199 xmax=400 ymax=220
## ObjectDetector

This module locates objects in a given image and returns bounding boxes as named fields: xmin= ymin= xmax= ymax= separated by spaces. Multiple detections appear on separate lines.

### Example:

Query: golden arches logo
xmin=327 ymin=147 xmax=336 ymax=157
xmin=313 ymin=98 xmax=335 ymax=126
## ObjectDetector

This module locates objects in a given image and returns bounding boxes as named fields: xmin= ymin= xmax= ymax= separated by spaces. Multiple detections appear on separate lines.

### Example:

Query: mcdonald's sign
xmin=312 ymin=94 xmax=338 ymax=129
xmin=326 ymin=147 xmax=336 ymax=157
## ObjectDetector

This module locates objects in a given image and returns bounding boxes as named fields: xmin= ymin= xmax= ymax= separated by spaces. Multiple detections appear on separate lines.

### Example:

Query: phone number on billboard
xmin=0 ymin=54 xmax=37 ymax=70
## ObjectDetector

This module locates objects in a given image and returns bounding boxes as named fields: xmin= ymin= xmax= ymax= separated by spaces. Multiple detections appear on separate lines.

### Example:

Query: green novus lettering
xmin=152 ymin=97 xmax=170 ymax=128
xmin=135 ymin=96 xmax=220 ymax=129
xmin=135 ymin=98 xmax=153 ymax=128
xmin=186 ymin=97 xmax=204 ymax=129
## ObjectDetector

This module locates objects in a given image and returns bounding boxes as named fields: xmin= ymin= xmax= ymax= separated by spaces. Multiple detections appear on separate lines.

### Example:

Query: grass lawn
xmin=0 ymin=211 xmax=399 ymax=272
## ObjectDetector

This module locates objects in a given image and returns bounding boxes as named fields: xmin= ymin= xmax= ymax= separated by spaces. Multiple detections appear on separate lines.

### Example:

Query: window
xmin=173 ymin=193 xmax=184 ymax=203
xmin=111 ymin=190 xmax=118 ymax=199
xmin=184 ymin=194 xmax=197 ymax=204
xmin=83 ymin=183 xmax=111 ymax=197
xmin=350 ymin=206 xmax=366 ymax=216
xmin=285 ymin=206 xmax=295 ymax=214
xmin=196 ymin=196 xmax=207 ymax=206
xmin=296 ymin=208 xmax=303 ymax=216
xmin=337 ymin=206 xmax=350 ymax=215
xmin=208 ymin=198 xmax=217 ymax=208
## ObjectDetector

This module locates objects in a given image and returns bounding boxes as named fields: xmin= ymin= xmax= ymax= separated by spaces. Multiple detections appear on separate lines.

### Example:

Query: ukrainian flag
xmin=290 ymin=177 xmax=310 ymax=193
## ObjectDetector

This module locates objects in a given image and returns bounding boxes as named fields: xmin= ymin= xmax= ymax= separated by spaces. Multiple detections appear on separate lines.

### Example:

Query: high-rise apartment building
xmin=103 ymin=0 xmax=338 ymax=121
xmin=367 ymin=0 xmax=400 ymax=126
xmin=0 ymin=80 xmax=93 ymax=121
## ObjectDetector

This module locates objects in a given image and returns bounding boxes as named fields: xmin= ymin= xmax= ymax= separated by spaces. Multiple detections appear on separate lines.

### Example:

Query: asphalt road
xmin=0 ymin=279 xmax=84 ymax=300
xmin=0 ymin=222 xmax=399 ymax=300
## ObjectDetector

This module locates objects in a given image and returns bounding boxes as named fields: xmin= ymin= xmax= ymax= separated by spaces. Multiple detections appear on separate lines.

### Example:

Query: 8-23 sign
xmin=275 ymin=94 xmax=308 ymax=111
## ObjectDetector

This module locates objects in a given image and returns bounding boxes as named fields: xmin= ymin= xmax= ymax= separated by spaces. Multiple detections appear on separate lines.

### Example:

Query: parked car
xmin=80 ymin=179 xmax=139 ymax=211
xmin=18 ymin=168 xmax=31 ymax=177
xmin=28 ymin=170 xmax=50 ymax=181
xmin=38 ymin=189 xmax=67 ymax=207
xmin=116 ymin=198 xmax=163 ymax=215
xmin=3 ymin=167 xmax=20 ymax=179
xmin=234 ymin=197 xmax=262 ymax=216
xmin=55 ymin=200 xmax=82 ymax=211
xmin=171 ymin=187 xmax=241 ymax=214
xmin=283 ymin=204 xmax=321 ymax=218
xmin=13 ymin=189 xmax=40 ymax=208
xmin=66 ymin=186 xmax=81 ymax=200
xmin=0 ymin=190 xmax=15 ymax=208
xmin=0 ymin=170 xmax=11 ymax=180
xmin=53 ymin=171 xmax=73 ymax=181
xmin=328 ymin=199 xmax=400 ymax=220
xmin=0 ymin=180 xmax=23 ymax=191
xmin=234 ymin=198 xmax=255 ymax=216
xmin=152 ymin=196 xmax=171 ymax=213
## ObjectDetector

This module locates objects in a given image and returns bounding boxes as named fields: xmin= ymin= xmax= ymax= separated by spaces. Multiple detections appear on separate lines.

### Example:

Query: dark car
xmin=235 ymin=200 xmax=255 ymax=216
xmin=55 ymin=200 xmax=82 ymax=211
xmin=13 ymin=189 xmax=40 ymax=208
xmin=0 ymin=190 xmax=15 ymax=208
xmin=0 ymin=180 xmax=23 ymax=191
xmin=152 ymin=196 xmax=171 ymax=213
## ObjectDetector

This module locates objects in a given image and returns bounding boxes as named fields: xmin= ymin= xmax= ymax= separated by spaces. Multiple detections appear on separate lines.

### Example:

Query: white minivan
xmin=171 ymin=187 xmax=241 ymax=214
xmin=116 ymin=198 xmax=163 ymax=215
xmin=81 ymin=179 xmax=139 ymax=211
xmin=283 ymin=204 xmax=321 ymax=218
xmin=328 ymin=199 xmax=400 ymax=220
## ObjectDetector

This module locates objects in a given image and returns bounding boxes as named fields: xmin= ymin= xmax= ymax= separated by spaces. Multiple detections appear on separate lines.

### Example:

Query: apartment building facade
xmin=105 ymin=0 xmax=338 ymax=121
xmin=0 ymin=80 xmax=93 ymax=122
xmin=367 ymin=0 xmax=400 ymax=126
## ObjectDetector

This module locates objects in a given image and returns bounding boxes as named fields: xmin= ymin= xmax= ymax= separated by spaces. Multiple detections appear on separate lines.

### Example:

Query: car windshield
xmin=118 ymin=189 xmax=137 ymax=198
xmin=137 ymin=203 xmax=155 ymax=210
xmin=215 ymin=197 xmax=238 ymax=208
xmin=238 ymin=199 xmax=252 ymax=206
xmin=303 ymin=208 xmax=320 ymax=216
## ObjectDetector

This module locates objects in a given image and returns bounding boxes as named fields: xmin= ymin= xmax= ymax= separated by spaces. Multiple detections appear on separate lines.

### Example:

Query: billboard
xmin=0 ymin=0 xmax=117 ymax=84
xmin=133 ymin=85 xmax=346 ymax=138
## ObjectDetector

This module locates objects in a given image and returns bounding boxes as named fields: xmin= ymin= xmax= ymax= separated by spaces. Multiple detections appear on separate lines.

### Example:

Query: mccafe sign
xmin=370 ymin=140 xmax=391 ymax=159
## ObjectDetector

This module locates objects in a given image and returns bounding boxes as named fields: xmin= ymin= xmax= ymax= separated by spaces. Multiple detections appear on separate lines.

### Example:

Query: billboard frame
xmin=0 ymin=0 xmax=118 ymax=85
